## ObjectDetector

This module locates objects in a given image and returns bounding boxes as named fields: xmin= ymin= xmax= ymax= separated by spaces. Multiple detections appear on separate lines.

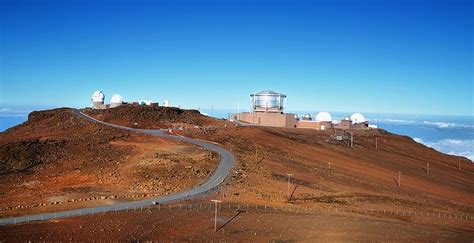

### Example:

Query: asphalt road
xmin=0 ymin=109 xmax=235 ymax=226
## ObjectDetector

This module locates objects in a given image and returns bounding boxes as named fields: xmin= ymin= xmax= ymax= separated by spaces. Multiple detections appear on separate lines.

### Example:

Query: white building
xmin=91 ymin=91 xmax=105 ymax=109
xmin=110 ymin=94 xmax=124 ymax=108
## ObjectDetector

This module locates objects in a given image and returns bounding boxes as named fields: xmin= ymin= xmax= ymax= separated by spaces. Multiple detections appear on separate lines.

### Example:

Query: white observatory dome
xmin=92 ymin=91 xmax=105 ymax=103
xmin=351 ymin=113 xmax=366 ymax=124
xmin=111 ymin=94 xmax=124 ymax=104
xmin=315 ymin=112 xmax=332 ymax=122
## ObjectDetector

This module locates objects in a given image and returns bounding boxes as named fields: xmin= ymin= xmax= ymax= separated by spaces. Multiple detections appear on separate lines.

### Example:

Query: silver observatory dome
xmin=250 ymin=90 xmax=286 ymax=113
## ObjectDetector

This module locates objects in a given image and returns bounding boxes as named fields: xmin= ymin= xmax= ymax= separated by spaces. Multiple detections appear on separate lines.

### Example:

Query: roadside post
xmin=211 ymin=199 xmax=222 ymax=232
xmin=286 ymin=174 xmax=293 ymax=201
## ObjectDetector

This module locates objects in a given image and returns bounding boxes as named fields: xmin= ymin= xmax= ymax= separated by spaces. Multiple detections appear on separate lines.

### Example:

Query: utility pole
xmin=328 ymin=162 xmax=332 ymax=176
xmin=458 ymin=158 xmax=461 ymax=171
xmin=211 ymin=199 xmax=221 ymax=232
xmin=287 ymin=174 xmax=293 ymax=201
xmin=350 ymin=132 xmax=354 ymax=148
xmin=426 ymin=163 xmax=429 ymax=175
xmin=375 ymin=137 xmax=378 ymax=150
xmin=398 ymin=171 xmax=401 ymax=187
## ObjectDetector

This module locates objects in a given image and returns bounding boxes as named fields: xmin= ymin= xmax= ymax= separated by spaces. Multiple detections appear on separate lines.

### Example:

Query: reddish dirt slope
xmin=1 ymin=205 xmax=472 ymax=241
xmin=185 ymin=126 xmax=473 ymax=199
xmin=179 ymin=126 xmax=474 ymax=231
xmin=0 ymin=108 xmax=218 ymax=218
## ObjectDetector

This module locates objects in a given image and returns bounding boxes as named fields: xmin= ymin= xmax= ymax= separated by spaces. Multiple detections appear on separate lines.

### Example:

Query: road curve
xmin=0 ymin=109 xmax=235 ymax=226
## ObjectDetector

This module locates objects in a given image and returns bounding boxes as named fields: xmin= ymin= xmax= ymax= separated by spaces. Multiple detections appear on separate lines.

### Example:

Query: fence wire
xmin=1 ymin=202 xmax=472 ymax=226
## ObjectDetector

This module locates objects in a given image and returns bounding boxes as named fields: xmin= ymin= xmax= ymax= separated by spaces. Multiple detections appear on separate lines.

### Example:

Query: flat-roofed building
xmin=234 ymin=112 xmax=297 ymax=128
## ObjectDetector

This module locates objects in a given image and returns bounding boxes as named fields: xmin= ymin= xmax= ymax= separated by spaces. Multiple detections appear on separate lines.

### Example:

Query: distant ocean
xmin=1 ymin=107 xmax=473 ymax=162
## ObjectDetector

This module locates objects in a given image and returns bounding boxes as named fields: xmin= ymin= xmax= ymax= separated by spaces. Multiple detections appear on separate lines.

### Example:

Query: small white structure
xmin=110 ymin=94 xmax=124 ymax=108
xmin=302 ymin=114 xmax=312 ymax=121
xmin=91 ymin=91 xmax=105 ymax=109
xmin=315 ymin=112 xmax=332 ymax=122
xmin=351 ymin=113 xmax=366 ymax=124
xmin=163 ymin=100 xmax=169 ymax=107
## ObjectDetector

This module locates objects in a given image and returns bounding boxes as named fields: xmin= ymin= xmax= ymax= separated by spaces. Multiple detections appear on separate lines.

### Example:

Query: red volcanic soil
xmin=0 ymin=202 xmax=472 ymax=241
xmin=178 ymin=125 xmax=474 ymax=240
xmin=0 ymin=107 xmax=473 ymax=241
xmin=0 ymin=108 xmax=218 ymax=217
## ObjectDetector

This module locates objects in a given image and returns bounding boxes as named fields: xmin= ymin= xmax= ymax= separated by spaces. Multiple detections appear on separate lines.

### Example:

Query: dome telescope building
xmin=351 ymin=112 xmax=369 ymax=129
xmin=315 ymin=112 xmax=332 ymax=122
xmin=302 ymin=114 xmax=312 ymax=121
xmin=314 ymin=111 xmax=333 ymax=130
xmin=91 ymin=91 xmax=106 ymax=109
xmin=351 ymin=113 xmax=366 ymax=124
xmin=297 ymin=111 xmax=333 ymax=130
xmin=334 ymin=112 xmax=369 ymax=130
xmin=250 ymin=90 xmax=286 ymax=113
xmin=110 ymin=94 xmax=124 ymax=108
xmin=232 ymin=90 xmax=296 ymax=128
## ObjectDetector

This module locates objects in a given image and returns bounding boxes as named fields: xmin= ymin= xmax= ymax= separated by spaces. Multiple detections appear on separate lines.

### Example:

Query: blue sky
xmin=0 ymin=0 xmax=472 ymax=116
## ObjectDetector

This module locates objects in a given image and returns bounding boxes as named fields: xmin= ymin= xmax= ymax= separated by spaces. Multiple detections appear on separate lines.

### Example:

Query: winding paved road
xmin=0 ymin=109 xmax=235 ymax=226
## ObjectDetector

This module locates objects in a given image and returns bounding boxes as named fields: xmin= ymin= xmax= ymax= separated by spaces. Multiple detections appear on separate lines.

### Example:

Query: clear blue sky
xmin=0 ymin=0 xmax=472 ymax=116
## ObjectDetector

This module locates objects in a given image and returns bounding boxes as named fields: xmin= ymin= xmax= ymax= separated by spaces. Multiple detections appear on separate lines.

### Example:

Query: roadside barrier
xmin=0 ymin=202 xmax=472 ymax=226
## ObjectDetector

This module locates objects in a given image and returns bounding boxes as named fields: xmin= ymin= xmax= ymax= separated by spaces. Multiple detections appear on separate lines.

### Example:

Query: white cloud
xmin=0 ymin=108 xmax=30 ymax=117
xmin=375 ymin=118 xmax=416 ymax=125
xmin=422 ymin=121 xmax=474 ymax=129
xmin=414 ymin=138 xmax=474 ymax=162
xmin=373 ymin=118 xmax=474 ymax=129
